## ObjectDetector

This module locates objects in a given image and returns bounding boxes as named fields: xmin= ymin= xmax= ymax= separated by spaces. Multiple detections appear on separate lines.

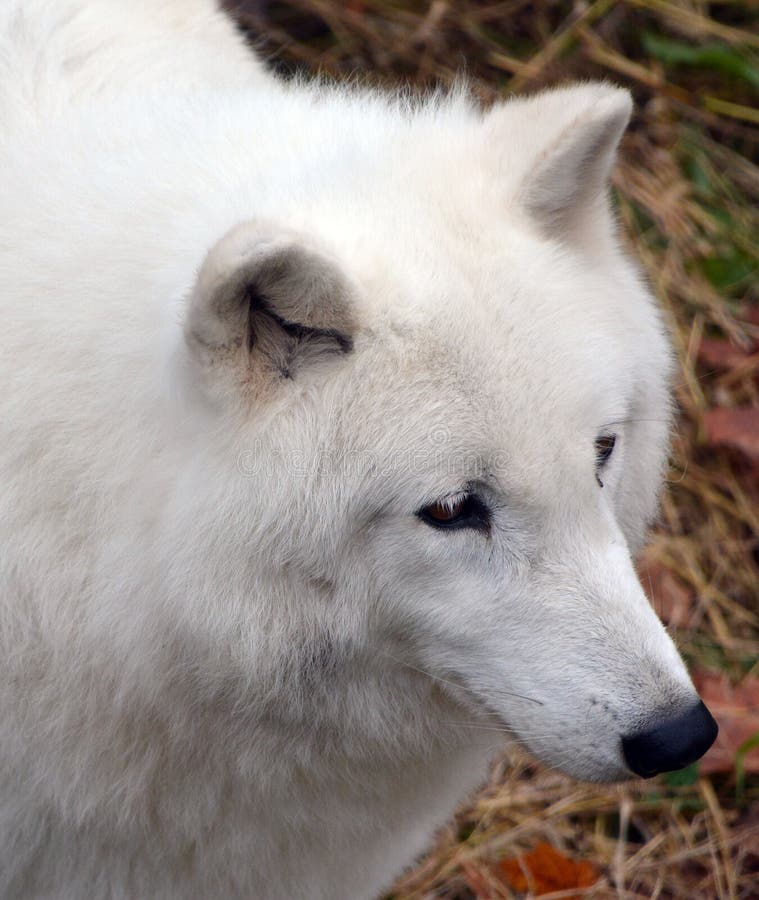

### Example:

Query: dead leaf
xmin=637 ymin=554 xmax=695 ymax=627
xmin=698 ymin=337 xmax=750 ymax=371
xmin=497 ymin=842 xmax=598 ymax=898
xmin=739 ymin=302 xmax=759 ymax=330
xmin=693 ymin=670 xmax=759 ymax=775
xmin=703 ymin=406 xmax=759 ymax=463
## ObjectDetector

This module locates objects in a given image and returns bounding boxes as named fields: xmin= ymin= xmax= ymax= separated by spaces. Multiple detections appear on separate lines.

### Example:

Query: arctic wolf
xmin=0 ymin=1 xmax=717 ymax=897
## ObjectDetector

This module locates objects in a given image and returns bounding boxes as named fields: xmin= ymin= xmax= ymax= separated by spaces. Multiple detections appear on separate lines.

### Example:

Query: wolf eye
xmin=418 ymin=493 xmax=490 ymax=531
xmin=594 ymin=433 xmax=617 ymax=486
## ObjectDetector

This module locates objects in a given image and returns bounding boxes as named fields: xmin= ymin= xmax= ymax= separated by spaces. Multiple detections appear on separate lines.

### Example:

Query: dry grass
xmin=224 ymin=2 xmax=759 ymax=897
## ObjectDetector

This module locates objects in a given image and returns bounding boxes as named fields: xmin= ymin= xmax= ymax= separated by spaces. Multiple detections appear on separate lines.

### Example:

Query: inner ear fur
xmin=487 ymin=83 xmax=632 ymax=243
xmin=185 ymin=222 xmax=357 ymax=384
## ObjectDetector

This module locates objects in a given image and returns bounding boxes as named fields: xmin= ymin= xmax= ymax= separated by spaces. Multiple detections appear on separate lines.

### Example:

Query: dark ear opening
xmin=185 ymin=222 xmax=357 ymax=389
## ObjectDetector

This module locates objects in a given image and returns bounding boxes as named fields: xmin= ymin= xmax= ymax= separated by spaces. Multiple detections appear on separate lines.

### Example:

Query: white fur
xmin=0 ymin=3 xmax=698 ymax=897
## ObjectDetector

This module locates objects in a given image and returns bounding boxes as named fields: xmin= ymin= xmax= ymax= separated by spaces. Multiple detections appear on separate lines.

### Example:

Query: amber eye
xmin=594 ymin=433 xmax=617 ymax=486
xmin=418 ymin=493 xmax=490 ymax=531
xmin=425 ymin=498 xmax=465 ymax=522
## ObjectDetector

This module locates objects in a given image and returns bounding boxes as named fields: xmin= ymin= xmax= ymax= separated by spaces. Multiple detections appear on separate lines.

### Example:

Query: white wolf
xmin=0 ymin=1 xmax=717 ymax=898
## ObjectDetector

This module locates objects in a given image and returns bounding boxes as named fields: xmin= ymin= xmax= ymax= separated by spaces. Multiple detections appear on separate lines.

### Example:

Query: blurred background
xmin=223 ymin=2 xmax=758 ymax=896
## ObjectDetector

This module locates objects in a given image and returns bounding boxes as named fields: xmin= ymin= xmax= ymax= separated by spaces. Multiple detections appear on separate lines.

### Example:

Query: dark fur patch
xmin=247 ymin=288 xmax=353 ymax=379
xmin=186 ymin=225 xmax=358 ymax=391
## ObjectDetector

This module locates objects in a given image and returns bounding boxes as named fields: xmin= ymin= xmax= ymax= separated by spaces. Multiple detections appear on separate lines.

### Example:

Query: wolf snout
xmin=621 ymin=700 xmax=718 ymax=778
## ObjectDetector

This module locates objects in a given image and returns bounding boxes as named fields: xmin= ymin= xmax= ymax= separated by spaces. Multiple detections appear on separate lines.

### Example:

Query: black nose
xmin=621 ymin=700 xmax=718 ymax=778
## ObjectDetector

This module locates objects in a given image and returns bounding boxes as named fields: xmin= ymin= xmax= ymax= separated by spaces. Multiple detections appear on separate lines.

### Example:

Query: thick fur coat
xmin=0 ymin=2 xmax=711 ymax=897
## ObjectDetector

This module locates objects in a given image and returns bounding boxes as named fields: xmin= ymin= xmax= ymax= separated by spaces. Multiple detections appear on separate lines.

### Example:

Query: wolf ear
xmin=489 ymin=84 xmax=631 ymax=241
xmin=184 ymin=222 xmax=356 ymax=396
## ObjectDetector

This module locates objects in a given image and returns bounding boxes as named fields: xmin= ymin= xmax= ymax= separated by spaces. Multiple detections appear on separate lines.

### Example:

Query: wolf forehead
xmin=218 ymin=217 xmax=664 ymax=463
xmin=239 ymin=93 xmax=665 ymax=402
xmin=337 ymin=243 xmax=657 ymax=423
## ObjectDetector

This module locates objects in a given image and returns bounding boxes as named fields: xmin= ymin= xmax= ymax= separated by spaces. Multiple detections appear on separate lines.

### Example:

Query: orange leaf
xmin=497 ymin=842 xmax=598 ymax=898
xmin=703 ymin=406 xmax=759 ymax=463
xmin=697 ymin=337 xmax=751 ymax=371
xmin=693 ymin=670 xmax=759 ymax=775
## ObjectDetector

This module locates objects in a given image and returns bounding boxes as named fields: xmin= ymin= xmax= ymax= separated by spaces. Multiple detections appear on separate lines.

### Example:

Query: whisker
xmin=599 ymin=417 xmax=671 ymax=429
xmin=665 ymin=458 xmax=689 ymax=483
xmin=441 ymin=722 xmax=559 ymax=745
xmin=382 ymin=653 xmax=544 ymax=706
xmin=442 ymin=719 xmax=555 ymax=736
xmin=442 ymin=721 xmax=511 ymax=733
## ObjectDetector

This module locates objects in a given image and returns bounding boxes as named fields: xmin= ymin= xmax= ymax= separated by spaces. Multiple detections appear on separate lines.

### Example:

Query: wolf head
xmin=172 ymin=83 xmax=716 ymax=783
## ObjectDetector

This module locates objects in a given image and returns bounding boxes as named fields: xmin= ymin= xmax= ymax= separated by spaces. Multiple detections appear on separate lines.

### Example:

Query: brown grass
xmin=224 ymin=2 xmax=758 ymax=896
